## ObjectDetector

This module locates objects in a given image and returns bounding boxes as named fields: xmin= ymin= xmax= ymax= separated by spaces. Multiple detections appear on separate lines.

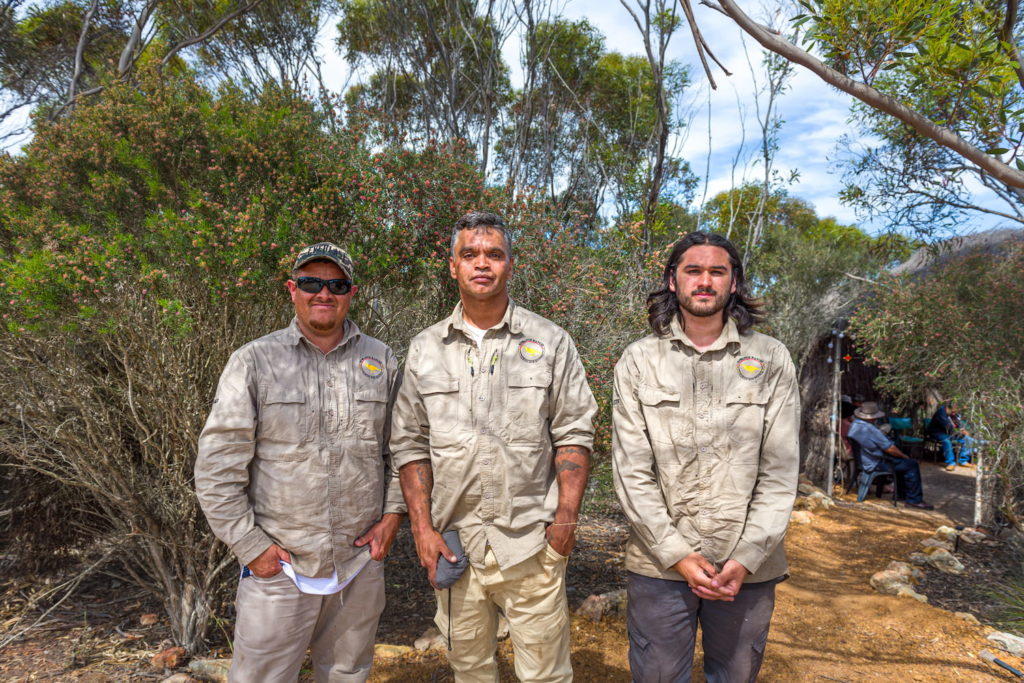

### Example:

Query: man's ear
xmin=668 ymin=272 xmax=677 ymax=293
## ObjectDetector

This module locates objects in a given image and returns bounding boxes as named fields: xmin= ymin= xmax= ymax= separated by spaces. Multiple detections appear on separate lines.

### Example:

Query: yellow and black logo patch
xmin=360 ymin=356 xmax=384 ymax=378
xmin=737 ymin=356 xmax=766 ymax=380
xmin=518 ymin=339 xmax=545 ymax=363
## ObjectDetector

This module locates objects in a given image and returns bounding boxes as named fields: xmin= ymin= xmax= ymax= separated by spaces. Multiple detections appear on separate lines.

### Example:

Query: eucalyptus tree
xmin=336 ymin=0 xmax=513 ymax=174
xmin=683 ymin=0 xmax=1024 ymax=234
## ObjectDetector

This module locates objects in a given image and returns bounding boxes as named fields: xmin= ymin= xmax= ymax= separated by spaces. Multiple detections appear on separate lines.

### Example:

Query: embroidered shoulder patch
xmin=360 ymin=356 xmax=384 ymax=378
xmin=737 ymin=356 xmax=766 ymax=380
xmin=518 ymin=339 xmax=545 ymax=362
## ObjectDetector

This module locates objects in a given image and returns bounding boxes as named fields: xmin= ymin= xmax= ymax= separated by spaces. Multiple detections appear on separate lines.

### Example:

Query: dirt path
xmin=1 ymin=462 xmax=1020 ymax=681
xmin=372 ymin=462 xmax=1021 ymax=682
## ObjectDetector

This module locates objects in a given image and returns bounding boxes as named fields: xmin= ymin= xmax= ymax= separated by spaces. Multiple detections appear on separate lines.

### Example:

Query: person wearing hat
xmin=847 ymin=401 xmax=934 ymax=509
xmin=195 ymin=242 xmax=405 ymax=682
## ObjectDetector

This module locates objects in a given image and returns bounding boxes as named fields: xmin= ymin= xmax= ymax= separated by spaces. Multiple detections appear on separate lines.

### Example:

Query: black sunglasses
xmin=295 ymin=276 xmax=353 ymax=295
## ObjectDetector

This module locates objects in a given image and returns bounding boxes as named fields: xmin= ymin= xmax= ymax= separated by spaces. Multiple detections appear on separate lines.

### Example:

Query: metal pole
xmin=825 ymin=330 xmax=842 ymax=496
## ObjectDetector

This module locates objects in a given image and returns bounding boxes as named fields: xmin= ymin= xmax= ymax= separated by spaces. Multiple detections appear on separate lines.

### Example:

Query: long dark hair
xmin=647 ymin=231 xmax=764 ymax=336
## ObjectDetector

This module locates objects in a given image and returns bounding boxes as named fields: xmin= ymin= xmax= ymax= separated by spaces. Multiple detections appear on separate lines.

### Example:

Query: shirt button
xmin=699 ymin=446 xmax=708 ymax=453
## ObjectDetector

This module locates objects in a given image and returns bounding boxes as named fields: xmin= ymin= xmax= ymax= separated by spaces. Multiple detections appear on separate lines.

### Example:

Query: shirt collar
xmin=444 ymin=297 xmax=521 ymax=340
xmin=287 ymin=316 xmax=361 ymax=352
xmin=669 ymin=315 xmax=741 ymax=354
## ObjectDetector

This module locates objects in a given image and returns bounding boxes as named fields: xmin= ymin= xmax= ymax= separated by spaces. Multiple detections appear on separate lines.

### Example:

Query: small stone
xmin=921 ymin=538 xmax=953 ymax=552
xmin=870 ymin=569 xmax=910 ymax=596
xmin=910 ymin=567 xmax=925 ymax=582
xmin=414 ymin=626 xmax=446 ymax=651
xmin=152 ymin=646 xmax=187 ymax=669
xmin=789 ymin=510 xmax=813 ymax=525
xmin=797 ymin=481 xmax=826 ymax=496
xmin=908 ymin=552 xmax=930 ymax=566
xmin=988 ymin=631 xmax=1024 ymax=657
xmin=884 ymin=561 xmax=914 ymax=581
xmin=896 ymin=585 xmax=928 ymax=603
xmin=575 ymin=589 xmax=627 ymax=621
xmin=794 ymin=491 xmax=833 ymax=513
xmin=955 ymin=612 xmax=980 ymax=624
xmin=375 ymin=644 xmax=414 ymax=659
xmin=140 ymin=613 xmax=159 ymax=626
xmin=926 ymin=548 xmax=966 ymax=575
xmin=934 ymin=526 xmax=959 ymax=542
xmin=960 ymin=528 xmax=989 ymax=544
xmin=161 ymin=675 xmax=198 ymax=683
xmin=188 ymin=658 xmax=230 ymax=683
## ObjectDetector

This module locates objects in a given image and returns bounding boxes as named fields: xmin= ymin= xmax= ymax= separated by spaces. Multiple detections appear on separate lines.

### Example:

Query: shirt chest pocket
xmin=507 ymin=369 xmax=551 ymax=440
xmin=725 ymin=384 xmax=770 ymax=458
xmin=257 ymin=388 xmax=309 ymax=459
xmin=420 ymin=375 xmax=460 ymax=434
xmin=353 ymin=382 xmax=388 ymax=440
xmin=637 ymin=384 xmax=680 ymax=445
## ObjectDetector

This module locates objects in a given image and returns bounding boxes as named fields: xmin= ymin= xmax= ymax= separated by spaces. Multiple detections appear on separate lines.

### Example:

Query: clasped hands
xmin=674 ymin=553 xmax=749 ymax=601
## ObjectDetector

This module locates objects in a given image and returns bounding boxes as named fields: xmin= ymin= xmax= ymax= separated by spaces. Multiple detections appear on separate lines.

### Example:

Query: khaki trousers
xmin=435 ymin=544 xmax=572 ymax=683
xmin=229 ymin=559 xmax=384 ymax=683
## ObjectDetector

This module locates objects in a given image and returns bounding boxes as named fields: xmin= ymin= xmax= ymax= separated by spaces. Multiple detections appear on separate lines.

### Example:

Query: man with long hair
xmin=612 ymin=231 xmax=799 ymax=682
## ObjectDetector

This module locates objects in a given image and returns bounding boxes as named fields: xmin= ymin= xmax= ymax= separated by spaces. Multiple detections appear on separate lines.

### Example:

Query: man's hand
xmin=248 ymin=543 xmax=291 ymax=578
xmin=410 ymin=526 xmax=457 ymax=589
xmin=545 ymin=520 xmax=577 ymax=556
xmin=354 ymin=513 xmax=404 ymax=561
xmin=673 ymin=552 xmax=719 ymax=595
xmin=698 ymin=559 xmax=749 ymax=601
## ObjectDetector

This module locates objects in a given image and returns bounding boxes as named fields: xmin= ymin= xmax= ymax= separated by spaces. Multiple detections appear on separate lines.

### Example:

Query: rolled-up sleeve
xmin=729 ymin=346 xmax=800 ymax=574
xmin=548 ymin=333 xmax=597 ymax=450
xmin=612 ymin=347 xmax=693 ymax=570
xmin=389 ymin=341 xmax=432 ymax=471
xmin=382 ymin=348 xmax=408 ymax=514
xmin=194 ymin=349 xmax=272 ymax=566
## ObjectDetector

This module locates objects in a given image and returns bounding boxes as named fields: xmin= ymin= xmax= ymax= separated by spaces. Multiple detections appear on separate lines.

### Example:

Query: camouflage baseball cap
xmin=293 ymin=242 xmax=355 ymax=280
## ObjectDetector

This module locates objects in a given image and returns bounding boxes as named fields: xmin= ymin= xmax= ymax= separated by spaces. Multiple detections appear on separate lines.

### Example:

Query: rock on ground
xmin=414 ymin=626 xmax=446 ymax=651
xmin=375 ymin=644 xmax=414 ymax=659
xmin=988 ymin=631 xmax=1024 ymax=657
xmin=955 ymin=612 xmax=980 ymax=624
xmin=161 ymin=675 xmax=198 ymax=683
xmin=790 ymin=510 xmax=813 ymax=525
xmin=152 ymin=646 xmax=187 ymax=669
xmin=925 ymin=548 xmax=966 ymax=575
xmin=576 ymin=589 xmax=628 ymax=621
xmin=934 ymin=526 xmax=959 ymax=543
xmin=188 ymin=658 xmax=230 ymax=683
xmin=794 ymin=491 xmax=833 ymax=513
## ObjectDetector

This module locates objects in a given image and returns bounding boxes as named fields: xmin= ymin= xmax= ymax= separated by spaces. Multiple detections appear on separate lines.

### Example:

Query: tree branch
xmin=708 ymin=0 xmax=1024 ymax=190
xmin=67 ymin=0 xmax=99 ymax=104
xmin=159 ymin=0 xmax=264 ymax=69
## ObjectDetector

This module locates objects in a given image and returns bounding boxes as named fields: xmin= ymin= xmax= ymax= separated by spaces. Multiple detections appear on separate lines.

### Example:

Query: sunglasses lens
xmin=296 ymin=277 xmax=352 ymax=295
xmin=296 ymin=277 xmax=322 ymax=293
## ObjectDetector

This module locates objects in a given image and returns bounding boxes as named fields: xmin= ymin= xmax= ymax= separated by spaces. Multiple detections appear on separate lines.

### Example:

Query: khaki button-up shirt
xmin=391 ymin=301 xmax=597 ymax=570
xmin=195 ymin=318 xmax=405 ymax=580
xmin=612 ymin=318 xmax=799 ymax=583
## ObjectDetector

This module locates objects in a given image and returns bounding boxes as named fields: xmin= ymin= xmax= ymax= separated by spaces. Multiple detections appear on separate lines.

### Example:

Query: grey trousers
xmin=229 ymin=560 xmax=385 ymax=683
xmin=626 ymin=571 xmax=780 ymax=683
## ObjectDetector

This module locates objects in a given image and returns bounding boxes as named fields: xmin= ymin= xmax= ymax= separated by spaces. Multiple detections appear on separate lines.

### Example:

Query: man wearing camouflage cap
xmin=196 ymin=242 xmax=405 ymax=682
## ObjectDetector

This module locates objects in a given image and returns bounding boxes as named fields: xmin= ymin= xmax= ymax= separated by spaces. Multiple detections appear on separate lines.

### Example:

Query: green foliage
xmin=793 ymin=0 xmax=1024 ymax=231
xmin=849 ymin=237 xmax=1024 ymax=514
xmin=495 ymin=17 xmax=695 ymax=225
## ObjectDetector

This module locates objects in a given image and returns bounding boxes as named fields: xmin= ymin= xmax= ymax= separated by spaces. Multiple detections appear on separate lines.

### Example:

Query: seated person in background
xmin=840 ymin=396 xmax=856 ymax=460
xmin=848 ymin=402 xmax=935 ymax=510
xmin=928 ymin=401 xmax=960 ymax=471
xmin=950 ymin=406 xmax=975 ymax=467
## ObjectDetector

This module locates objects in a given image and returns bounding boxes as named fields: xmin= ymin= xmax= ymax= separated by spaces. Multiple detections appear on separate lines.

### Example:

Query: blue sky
xmin=6 ymin=2 xmax=1011 ymax=235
